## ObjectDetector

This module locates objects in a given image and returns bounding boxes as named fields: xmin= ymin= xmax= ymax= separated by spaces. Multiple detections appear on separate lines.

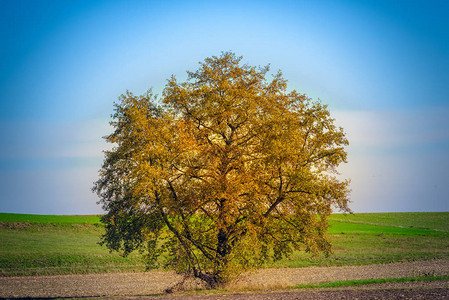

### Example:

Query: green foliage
xmin=94 ymin=52 xmax=350 ymax=287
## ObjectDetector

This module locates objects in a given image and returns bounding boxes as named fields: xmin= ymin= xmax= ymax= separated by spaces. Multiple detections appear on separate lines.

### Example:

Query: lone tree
xmin=93 ymin=52 xmax=350 ymax=288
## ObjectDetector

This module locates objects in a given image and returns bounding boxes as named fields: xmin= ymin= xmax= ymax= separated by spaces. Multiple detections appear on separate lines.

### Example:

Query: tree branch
xmin=263 ymin=196 xmax=284 ymax=217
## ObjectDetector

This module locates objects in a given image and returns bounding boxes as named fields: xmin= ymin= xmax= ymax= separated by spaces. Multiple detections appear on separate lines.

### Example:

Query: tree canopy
xmin=93 ymin=52 xmax=350 ymax=288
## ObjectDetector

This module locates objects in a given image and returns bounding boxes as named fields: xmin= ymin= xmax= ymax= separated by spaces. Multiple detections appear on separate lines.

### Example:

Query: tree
xmin=93 ymin=52 xmax=350 ymax=288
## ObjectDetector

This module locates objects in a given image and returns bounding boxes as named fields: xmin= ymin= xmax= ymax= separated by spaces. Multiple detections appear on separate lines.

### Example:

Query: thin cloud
xmin=334 ymin=108 xmax=449 ymax=151
xmin=0 ymin=119 xmax=111 ymax=161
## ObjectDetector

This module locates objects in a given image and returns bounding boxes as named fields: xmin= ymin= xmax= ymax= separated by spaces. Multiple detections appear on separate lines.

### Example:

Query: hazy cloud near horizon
xmin=335 ymin=109 xmax=449 ymax=212
xmin=1 ymin=108 xmax=447 ymax=215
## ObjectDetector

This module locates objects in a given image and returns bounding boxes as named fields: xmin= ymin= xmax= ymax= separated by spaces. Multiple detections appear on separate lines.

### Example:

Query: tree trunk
xmin=213 ymin=227 xmax=229 ymax=286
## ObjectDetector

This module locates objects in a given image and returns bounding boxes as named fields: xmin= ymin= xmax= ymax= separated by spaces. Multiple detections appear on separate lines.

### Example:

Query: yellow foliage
xmin=94 ymin=52 xmax=350 ymax=288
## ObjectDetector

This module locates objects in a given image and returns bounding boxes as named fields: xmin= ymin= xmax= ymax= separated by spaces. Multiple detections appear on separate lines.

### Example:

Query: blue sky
xmin=0 ymin=0 xmax=448 ymax=214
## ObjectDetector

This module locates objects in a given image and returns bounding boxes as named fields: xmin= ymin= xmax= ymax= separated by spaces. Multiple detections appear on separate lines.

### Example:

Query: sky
xmin=0 ymin=0 xmax=448 ymax=214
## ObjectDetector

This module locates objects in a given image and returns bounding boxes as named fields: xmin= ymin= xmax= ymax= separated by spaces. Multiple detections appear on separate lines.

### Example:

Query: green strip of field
xmin=294 ymin=275 xmax=449 ymax=289
xmin=0 ymin=212 xmax=448 ymax=276
xmin=0 ymin=213 xmax=101 ymax=225
xmin=328 ymin=212 xmax=449 ymax=232
xmin=265 ymin=212 xmax=449 ymax=268
xmin=0 ymin=213 xmax=144 ymax=276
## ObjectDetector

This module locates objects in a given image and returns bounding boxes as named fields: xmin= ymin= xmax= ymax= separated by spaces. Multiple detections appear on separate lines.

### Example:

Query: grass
xmin=269 ymin=212 xmax=449 ymax=268
xmin=0 ymin=213 xmax=145 ymax=276
xmin=329 ymin=212 xmax=449 ymax=232
xmin=0 ymin=213 xmax=101 ymax=225
xmin=294 ymin=275 xmax=449 ymax=289
xmin=0 ymin=212 xmax=448 ymax=276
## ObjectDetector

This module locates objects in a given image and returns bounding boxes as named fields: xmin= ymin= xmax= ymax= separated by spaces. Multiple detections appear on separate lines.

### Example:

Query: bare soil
xmin=1 ymin=259 xmax=448 ymax=299
xmin=155 ymin=284 xmax=449 ymax=300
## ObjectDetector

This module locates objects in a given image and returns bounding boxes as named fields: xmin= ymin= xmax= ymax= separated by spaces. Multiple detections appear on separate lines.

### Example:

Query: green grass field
xmin=0 ymin=213 xmax=101 ymax=225
xmin=272 ymin=212 xmax=449 ymax=268
xmin=1 ymin=212 xmax=448 ymax=276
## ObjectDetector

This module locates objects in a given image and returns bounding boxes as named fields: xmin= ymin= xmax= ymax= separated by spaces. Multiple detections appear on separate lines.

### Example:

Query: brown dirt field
xmin=1 ymin=259 xmax=448 ymax=299
xmin=154 ymin=285 xmax=449 ymax=300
